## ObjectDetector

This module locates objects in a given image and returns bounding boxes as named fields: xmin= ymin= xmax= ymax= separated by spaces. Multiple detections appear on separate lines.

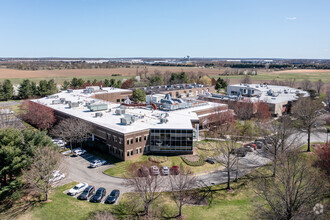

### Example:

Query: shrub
xmin=148 ymin=156 xmax=167 ymax=163
xmin=181 ymin=155 xmax=205 ymax=166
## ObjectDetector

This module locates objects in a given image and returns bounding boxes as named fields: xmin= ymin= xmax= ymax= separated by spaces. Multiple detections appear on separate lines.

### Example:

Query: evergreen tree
xmin=132 ymin=89 xmax=146 ymax=102
xmin=31 ymin=81 xmax=38 ymax=96
xmin=62 ymin=80 xmax=70 ymax=90
xmin=18 ymin=79 xmax=32 ymax=99
xmin=215 ymin=77 xmax=228 ymax=91
xmin=47 ymin=79 xmax=57 ymax=95
xmin=38 ymin=80 xmax=49 ymax=97
xmin=1 ymin=80 xmax=14 ymax=101
xmin=104 ymin=79 xmax=110 ymax=87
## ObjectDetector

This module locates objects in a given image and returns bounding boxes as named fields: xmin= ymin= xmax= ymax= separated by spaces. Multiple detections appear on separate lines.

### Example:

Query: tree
xmin=115 ymin=80 xmax=122 ymax=88
xmin=169 ymin=165 xmax=197 ymax=217
xmin=20 ymin=101 xmax=56 ymax=130
xmin=260 ymin=116 xmax=297 ymax=177
xmin=88 ymin=211 xmax=115 ymax=220
xmin=211 ymin=78 xmax=216 ymax=86
xmin=314 ymin=143 xmax=330 ymax=175
xmin=0 ymin=79 xmax=14 ymax=101
xmin=241 ymin=75 xmax=251 ymax=84
xmin=215 ymin=77 xmax=228 ymax=91
xmin=38 ymin=80 xmax=49 ymax=97
xmin=0 ymin=128 xmax=53 ymax=200
xmin=199 ymin=75 xmax=212 ymax=85
xmin=292 ymin=97 xmax=323 ymax=152
xmin=301 ymin=79 xmax=312 ymax=91
xmin=315 ymin=79 xmax=324 ymax=94
xmin=62 ymin=80 xmax=70 ymax=90
xmin=255 ymin=101 xmax=271 ymax=121
xmin=132 ymin=89 xmax=146 ymax=103
xmin=50 ymin=118 xmax=91 ymax=151
xmin=213 ymin=138 xmax=239 ymax=190
xmin=70 ymin=77 xmax=84 ymax=89
xmin=47 ymin=79 xmax=57 ymax=95
xmin=22 ymin=146 xmax=62 ymax=201
xmin=18 ymin=79 xmax=33 ymax=99
xmin=121 ymin=79 xmax=134 ymax=89
xmin=104 ymin=79 xmax=110 ymax=87
xmin=149 ymin=75 xmax=163 ymax=86
xmin=232 ymin=99 xmax=254 ymax=120
xmin=125 ymin=168 xmax=163 ymax=216
xmin=255 ymin=151 xmax=325 ymax=220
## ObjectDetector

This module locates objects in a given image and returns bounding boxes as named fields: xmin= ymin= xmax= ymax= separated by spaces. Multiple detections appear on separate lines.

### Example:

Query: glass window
xmin=127 ymin=151 xmax=130 ymax=156
xmin=139 ymin=137 xmax=141 ymax=142
xmin=131 ymin=150 xmax=133 ymax=156
xmin=136 ymin=149 xmax=138 ymax=154
xmin=127 ymin=140 xmax=129 ymax=145
xmin=130 ymin=139 xmax=133 ymax=144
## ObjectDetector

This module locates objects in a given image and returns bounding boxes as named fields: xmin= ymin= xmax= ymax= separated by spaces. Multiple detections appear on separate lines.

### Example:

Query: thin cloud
xmin=286 ymin=17 xmax=297 ymax=20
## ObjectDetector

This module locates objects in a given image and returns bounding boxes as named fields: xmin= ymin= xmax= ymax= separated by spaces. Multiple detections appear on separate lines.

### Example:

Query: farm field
xmin=0 ymin=67 xmax=329 ymax=84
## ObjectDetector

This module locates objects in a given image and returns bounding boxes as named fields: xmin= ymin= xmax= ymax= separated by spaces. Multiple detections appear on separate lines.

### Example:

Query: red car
xmin=170 ymin=166 xmax=180 ymax=175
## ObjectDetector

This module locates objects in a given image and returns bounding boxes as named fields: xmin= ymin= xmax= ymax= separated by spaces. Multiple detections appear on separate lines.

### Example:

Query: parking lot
xmin=61 ymin=151 xmax=129 ymax=201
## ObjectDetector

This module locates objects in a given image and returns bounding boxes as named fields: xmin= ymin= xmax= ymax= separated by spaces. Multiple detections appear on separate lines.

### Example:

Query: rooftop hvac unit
xmin=60 ymin=98 xmax=66 ymax=104
xmin=52 ymin=100 xmax=61 ymax=104
xmin=48 ymin=95 xmax=59 ymax=99
xmin=88 ymin=103 xmax=108 ymax=112
xmin=95 ymin=112 xmax=103 ymax=117
xmin=115 ymin=108 xmax=125 ymax=115
xmin=69 ymin=102 xmax=79 ymax=108
xmin=121 ymin=114 xmax=138 ymax=125
xmin=160 ymin=118 xmax=168 ymax=124
xmin=65 ymin=100 xmax=71 ymax=105
xmin=67 ymin=89 xmax=73 ymax=93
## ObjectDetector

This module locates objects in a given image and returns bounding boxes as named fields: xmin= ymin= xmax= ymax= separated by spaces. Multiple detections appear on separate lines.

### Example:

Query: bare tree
xmin=125 ymin=169 xmax=163 ymax=216
xmin=284 ymin=78 xmax=296 ymax=87
xmin=231 ymin=99 xmax=254 ymax=121
xmin=50 ymin=118 xmax=91 ymax=151
xmin=169 ymin=165 xmax=197 ymax=217
xmin=300 ymin=79 xmax=312 ymax=91
xmin=22 ymin=146 xmax=62 ymax=201
xmin=254 ymin=151 xmax=326 ymax=220
xmin=241 ymin=75 xmax=251 ymax=84
xmin=315 ymin=79 xmax=324 ymax=94
xmin=292 ymin=97 xmax=323 ymax=152
xmin=259 ymin=116 xmax=297 ymax=177
xmin=213 ymin=139 xmax=239 ymax=190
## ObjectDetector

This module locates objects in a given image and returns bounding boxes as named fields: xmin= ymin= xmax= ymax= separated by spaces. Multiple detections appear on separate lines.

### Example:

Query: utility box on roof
xmin=88 ymin=103 xmax=108 ymax=112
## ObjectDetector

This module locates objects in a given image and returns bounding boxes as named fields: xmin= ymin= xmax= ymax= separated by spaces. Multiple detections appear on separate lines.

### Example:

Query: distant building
xmin=200 ymin=84 xmax=309 ymax=117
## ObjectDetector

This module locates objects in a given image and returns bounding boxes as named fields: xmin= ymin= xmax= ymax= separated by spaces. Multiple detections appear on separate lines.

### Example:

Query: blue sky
xmin=0 ymin=0 xmax=329 ymax=58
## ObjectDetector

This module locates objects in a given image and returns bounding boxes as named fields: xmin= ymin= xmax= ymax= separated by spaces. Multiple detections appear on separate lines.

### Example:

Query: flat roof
xmin=227 ymin=84 xmax=309 ymax=104
xmin=33 ymin=88 xmax=225 ymax=134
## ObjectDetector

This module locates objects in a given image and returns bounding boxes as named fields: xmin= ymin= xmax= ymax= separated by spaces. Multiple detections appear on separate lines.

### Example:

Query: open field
xmin=0 ymin=67 xmax=329 ymax=84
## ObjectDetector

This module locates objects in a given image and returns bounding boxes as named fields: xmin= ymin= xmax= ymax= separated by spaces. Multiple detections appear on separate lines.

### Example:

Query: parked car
xmin=230 ymin=148 xmax=247 ymax=157
xmin=138 ymin=166 xmax=150 ymax=177
xmin=249 ymin=144 xmax=258 ymax=150
xmin=49 ymin=170 xmax=65 ymax=183
xmin=90 ymin=187 xmax=106 ymax=203
xmin=244 ymin=145 xmax=254 ymax=152
xmin=104 ymin=189 xmax=120 ymax=204
xmin=90 ymin=159 xmax=107 ymax=168
xmin=77 ymin=185 xmax=95 ymax=200
xmin=161 ymin=166 xmax=169 ymax=175
xmin=150 ymin=166 xmax=160 ymax=175
xmin=171 ymin=166 xmax=180 ymax=175
xmin=68 ymin=183 xmax=88 ymax=196
xmin=255 ymin=141 xmax=264 ymax=149
xmin=73 ymin=149 xmax=87 ymax=156
xmin=205 ymin=157 xmax=215 ymax=164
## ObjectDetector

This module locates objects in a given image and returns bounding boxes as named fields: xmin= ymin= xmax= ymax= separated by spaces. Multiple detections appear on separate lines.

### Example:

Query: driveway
xmin=59 ymin=131 xmax=328 ymax=193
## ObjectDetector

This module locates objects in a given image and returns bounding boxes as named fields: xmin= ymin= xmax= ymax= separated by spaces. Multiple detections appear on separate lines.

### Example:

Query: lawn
xmin=103 ymin=142 xmax=223 ymax=178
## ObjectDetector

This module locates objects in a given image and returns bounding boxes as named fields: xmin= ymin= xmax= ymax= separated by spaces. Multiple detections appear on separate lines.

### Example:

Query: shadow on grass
xmin=0 ymin=200 xmax=40 ymax=219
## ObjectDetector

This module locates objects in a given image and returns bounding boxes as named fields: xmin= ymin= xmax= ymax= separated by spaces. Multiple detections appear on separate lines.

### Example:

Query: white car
xmin=161 ymin=166 xmax=169 ymax=175
xmin=68 ymin=183 xmax=88 ymax=196
xmin=90 ymin=159 xmax=107 ymax=168
xmin=49 ymin=170 xmax=65 ymax=183
xmin=73 ymin=149 xmax=87 ymax=156
xmin=150 ymin=166 xmax=160 ymax=175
